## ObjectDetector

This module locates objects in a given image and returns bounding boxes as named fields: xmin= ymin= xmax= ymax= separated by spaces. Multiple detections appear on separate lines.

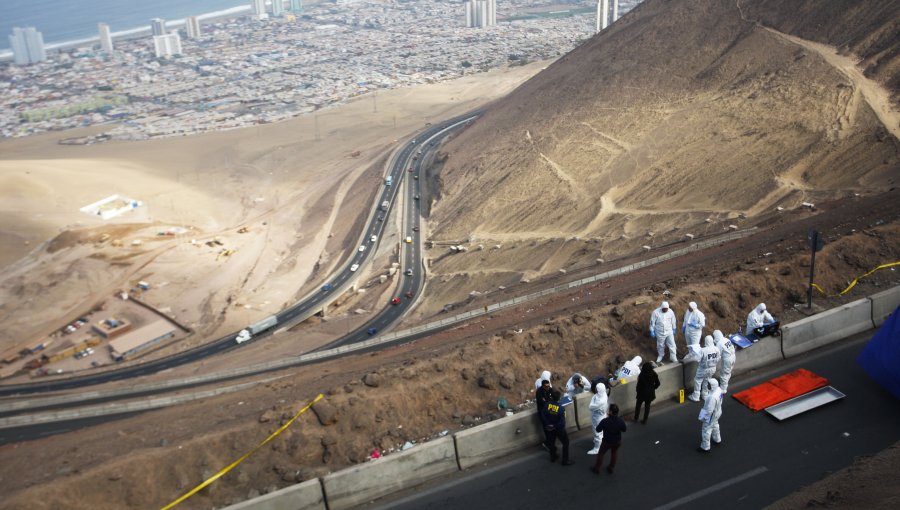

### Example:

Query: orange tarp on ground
xmin=732 ymin=368 xmax=829 ymax=411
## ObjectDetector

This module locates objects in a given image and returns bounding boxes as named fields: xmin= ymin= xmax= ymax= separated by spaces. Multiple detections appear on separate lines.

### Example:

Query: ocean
xmin=1 ymin=0 xmax=252 ymax=50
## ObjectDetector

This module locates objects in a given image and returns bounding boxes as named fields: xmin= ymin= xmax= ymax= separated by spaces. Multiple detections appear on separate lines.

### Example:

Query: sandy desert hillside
xmin=425 ymin=0 xmax=899 ymax=312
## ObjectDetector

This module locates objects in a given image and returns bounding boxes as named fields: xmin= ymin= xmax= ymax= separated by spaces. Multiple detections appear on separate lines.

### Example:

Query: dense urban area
xmin=0 ymin=1 xmax=635 ymax=142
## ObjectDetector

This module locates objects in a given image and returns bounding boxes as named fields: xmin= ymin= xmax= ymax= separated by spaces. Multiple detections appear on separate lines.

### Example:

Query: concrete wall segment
xmin=321 ymin=436 xmax=457 ymax=510
xmin=869 ymin=286 xmax=900 ymax=326
xmin=220 ymin=479 xmax=325 ymax=510
xmin=782 ymin=299 xmax=873 ymax=358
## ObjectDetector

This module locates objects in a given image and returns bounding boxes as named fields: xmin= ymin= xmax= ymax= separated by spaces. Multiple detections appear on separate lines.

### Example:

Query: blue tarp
xmin=857 ymin=306 xmax=900 ymax=400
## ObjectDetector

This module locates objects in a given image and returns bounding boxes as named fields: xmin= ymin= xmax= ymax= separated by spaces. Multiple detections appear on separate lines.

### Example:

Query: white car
xmin=358 ymin=245 xmax=366 ymax=252
xmin=235 ymin=329 xmax=252 ymax=344
xmin=370 ymin=235 xmax=377 ymax=243
xmin=350 ymin=263 xmax=359 ymax=272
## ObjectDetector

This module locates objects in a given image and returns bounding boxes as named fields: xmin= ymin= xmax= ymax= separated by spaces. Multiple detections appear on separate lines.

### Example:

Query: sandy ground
xmin=0 ymin=61 xmax=547 ymax=362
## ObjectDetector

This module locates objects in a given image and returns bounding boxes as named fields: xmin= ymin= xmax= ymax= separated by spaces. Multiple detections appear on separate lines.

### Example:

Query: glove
xmin=650 ymin=330 xmax=656 ymax=338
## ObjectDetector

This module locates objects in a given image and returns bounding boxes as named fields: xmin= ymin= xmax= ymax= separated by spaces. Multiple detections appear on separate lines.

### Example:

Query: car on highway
xmin=358 ymin=245 xmax=366 ymax=252
xmin=405 ymin=291 xmax=414 ymax=299
xmin=414 ymin=195 xmax=419 ymax=200
xmin=370 ymin=234 xmax=377 ymax=242
xmin=414 ymin=175 xmax=418 ymax=180
xmin=322 ymin=283 xmax=334 ymax=292
xmin=405 ymin=268 xmax=413 ymax=276
xmin=404 ymin=236 xmax=412 ymax=244
xmin=391 ymin=297 xmax=401 ymax=305
xmin=412 ymin=226 xmax=419 ymax=232
xmin=367 ymin=327 xmax=378 ymax=335
xmin=350 ymin=263 xmax=359 ymax=272
xmin=408 ymin=167 xmax=414 ymax=172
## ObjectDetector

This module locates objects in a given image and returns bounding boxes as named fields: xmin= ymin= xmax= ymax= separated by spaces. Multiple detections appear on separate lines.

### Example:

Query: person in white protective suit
xmin=614 ymin=355 xmax=642 ymax=383
xmin=689 ymin=335 xmax=719 ymax=402
xmin=682 ymin=302 xmax=705 ymax=348
xmin=565 ymin=373 xmax=591 ymax=399
xmin=587 ymin=381 xmax=609 ymax=454
xmin=535 ymin=370 xmax=552 ymax=391
xmin=714 ymin=330 xmax=736 ymax=393
xmin=697 ymin=378 xmax=724 ymax=452
xmin=650 ymin=301 xmax=678 ymax=363
xmin=746 ymin=303 xmax=775 ymax=336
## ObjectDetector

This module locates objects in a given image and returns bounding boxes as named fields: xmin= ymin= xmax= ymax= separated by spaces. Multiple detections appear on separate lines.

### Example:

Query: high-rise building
xmin=271 ymin=0 xmax=284 ymax=17
xmin=251 ymin=0 xmax=268 ymax=20
xmin=290 ymin=0 xmax=303 ymax=13
xmin=465 ymin=0 xmax=496 ymax=28
xmin=8 ymin=27 xmax=46 ymax=65
xmin=151 ymin=18 xmax=166 ymax=36
xmin=185 ymin=16 xmax=202 ymax=39
xmin=153 ymin=33 xmax=182 ymax=58
xmin=597 ymin=0 xmax=619 ymax=32
xmin=98 ymin=23 xmax=114 ymax=52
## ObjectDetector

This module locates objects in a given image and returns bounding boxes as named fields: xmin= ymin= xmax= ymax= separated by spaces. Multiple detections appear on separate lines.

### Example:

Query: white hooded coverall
xmin=534 ymin=370 xmax=552 ymax=391
xmin=616 ymin=355 xmax=643 ymax=382
xmin=588 ymin=382 xmax=608 ymax=454
xmin=715 ymin=330 xmax=736 ymax=392
xmin=699 ymin=378 xmax=723 ymax=450
xmin=650 ymin=302 xmax=678 ymax=362
xmin=690 ymin=335 xmax=719 ymax=401
xmin=565 ymin=373 xmax=591 ymax=399
xmin=746 ymin=303 xmax=774 ymax=336
xmin=683 ymin=303 xmax=705 ymax=347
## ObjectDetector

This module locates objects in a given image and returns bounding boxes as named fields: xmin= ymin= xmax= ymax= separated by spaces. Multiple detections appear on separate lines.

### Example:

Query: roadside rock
xmin=363 ymin=372 xmax=381 ymax=387
xmin=312 ymin=401 xmax=338 ymax=426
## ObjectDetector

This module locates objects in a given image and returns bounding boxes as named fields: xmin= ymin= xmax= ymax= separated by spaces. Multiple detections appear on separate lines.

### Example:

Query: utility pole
xmin=806 ymin=229 xmax=824 ymax=309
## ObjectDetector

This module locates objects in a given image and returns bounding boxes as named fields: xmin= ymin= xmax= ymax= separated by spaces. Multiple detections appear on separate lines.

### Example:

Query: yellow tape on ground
xmin=160 ymin=393 xmax=324 ymax=510
xmin=812 ymin=261 xmax=900 ymax=298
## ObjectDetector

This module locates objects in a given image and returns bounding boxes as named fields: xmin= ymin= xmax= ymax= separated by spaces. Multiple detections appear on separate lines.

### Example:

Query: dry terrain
xmin=1 ymin=0 xmax=899 ymax=508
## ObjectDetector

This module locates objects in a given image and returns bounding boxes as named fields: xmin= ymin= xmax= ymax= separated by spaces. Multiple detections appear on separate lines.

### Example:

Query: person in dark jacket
xmin=540 ymin=389 xmax=573 ymax=465
xmin=592 ymin=403 xmax=627 ymax=474
xmin=535 ymin=379 xmax=553 ymax=449
xmin=634 ymin=361 xmax=661 ymax=424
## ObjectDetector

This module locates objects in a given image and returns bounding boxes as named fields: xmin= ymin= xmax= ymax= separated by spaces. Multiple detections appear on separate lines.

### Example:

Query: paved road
xmin=368 ymin=333 xmax=900 ymax=510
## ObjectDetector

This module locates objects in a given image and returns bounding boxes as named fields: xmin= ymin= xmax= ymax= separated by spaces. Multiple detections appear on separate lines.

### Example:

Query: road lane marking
xmin=653 ymin=466 xmax=769 ymax=510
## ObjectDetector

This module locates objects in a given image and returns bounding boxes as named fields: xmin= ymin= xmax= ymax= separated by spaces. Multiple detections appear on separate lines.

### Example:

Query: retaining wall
xmin=320 ymin=436 xmax=457 ymax=510
xmin=869 ymin=286 xmax=900 ymax=327
xmin=221 ymin=479 xmax=324 ymax=510
xmin=734 ymin=334 xmax=785 ymax=372
xmin=782 ymin=298 xmax=873 ymax=358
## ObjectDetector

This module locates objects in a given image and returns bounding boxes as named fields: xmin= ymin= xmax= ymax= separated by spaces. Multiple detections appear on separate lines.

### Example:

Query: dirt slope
xmin=423 ymin=0 xmax=899 ymax=314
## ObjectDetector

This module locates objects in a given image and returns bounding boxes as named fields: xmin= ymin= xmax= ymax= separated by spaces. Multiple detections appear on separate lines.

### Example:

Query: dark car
xmin=405 ymin=291 xmax=414 ymax=299
xmin=367 ymin=327 xmax=378 ymax=335
xmin=322 ymin=283 xmax=334 ymax=292
xmin=412 ymin=226 xmax=419 ymax=232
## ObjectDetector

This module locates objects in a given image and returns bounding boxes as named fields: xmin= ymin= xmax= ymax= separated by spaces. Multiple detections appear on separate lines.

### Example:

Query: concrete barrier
xmin=782 ymin=298 xmax=873 ymax=358
xmin=573 ymin=391 xmax=593 ymax=430
xmin=320 ymin=436 xmax=457 ymax=510
xmin=734 ymin=334 xmax=784 ymax=373
xmin=454 ymin=404 xmax=574 ymax=470
xmin=221 ymin=479 xmax=325 ymax=510
xmin=869 ymin=286 xmax=900 ymax=327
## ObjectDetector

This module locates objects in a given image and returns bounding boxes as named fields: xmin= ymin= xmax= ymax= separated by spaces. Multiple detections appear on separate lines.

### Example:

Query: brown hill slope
xmin=424 ymin=0 xmax=899 ymax=311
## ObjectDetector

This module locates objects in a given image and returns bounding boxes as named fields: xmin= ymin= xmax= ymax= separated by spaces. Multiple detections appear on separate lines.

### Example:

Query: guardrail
xmin=221 ymin=285 xmax=899 ymax=510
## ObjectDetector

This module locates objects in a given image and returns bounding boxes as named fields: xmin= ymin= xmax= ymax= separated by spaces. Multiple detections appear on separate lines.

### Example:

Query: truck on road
xmin=381 ymin=200 xmax=389 ymax=211
xmin=385 ymin=175 xmax=393 ymax=186
xmin=235 ymin=315 xmax=278 ymax=344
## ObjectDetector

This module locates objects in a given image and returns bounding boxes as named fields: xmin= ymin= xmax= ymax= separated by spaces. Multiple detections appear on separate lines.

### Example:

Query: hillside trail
xmin=736 ymin=0 xmax=900 ymax=141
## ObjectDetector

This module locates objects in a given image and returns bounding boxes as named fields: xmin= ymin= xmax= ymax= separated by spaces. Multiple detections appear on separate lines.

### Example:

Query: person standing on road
xmin=540 ymin=389 xmax=573 ymax=465
xmin=650 ymin=301 xmax=678 ymax=363
xmin=535 ymin=377 xmax=553 ymax=450
xmin=746 ymin=303 xmax=775 ymax=336
xmin=591 ymin=403 xmax=627 ymax=474
xmin=698 ymin=378 xmax=724 ymax=453
xmin=714 ymin=330 xmax=736 ymax=392
xmin=689 ymin=335 xmax=719 ymax=402
xmin=634 ymin=362 xmax=661 ymax=424
xmin=587 ymin=381 xmax=609 ymax=454
xmin=682 ymin=302 xmax=705 ymax=348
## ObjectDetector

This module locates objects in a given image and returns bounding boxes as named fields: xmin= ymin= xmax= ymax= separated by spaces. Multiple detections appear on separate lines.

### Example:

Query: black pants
xmin=545 ymin=427 xmax=570 ymax=462
xmin=634 ymin=398 xmax=652 ymax=423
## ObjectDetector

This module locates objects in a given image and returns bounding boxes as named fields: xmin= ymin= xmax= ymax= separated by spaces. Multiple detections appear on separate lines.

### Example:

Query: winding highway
xmin=0 ymin=111 xmax=480 ymax=398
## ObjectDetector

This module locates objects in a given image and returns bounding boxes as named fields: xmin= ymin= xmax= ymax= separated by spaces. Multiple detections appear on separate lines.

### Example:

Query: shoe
xmin=688 ymin=395 xmax=700 ymax=402
xmin=697 ymin=447 xmax=710 ymax=454
xmin=713 ymin=440 xmax=722 ymax=446
xmin=656 ymin=356 xmax=662 ymax=363
xmin=590 ymin=466 xmax=600 ymax=475
xmin=670 ymin=357 xmax=678 ymax=363
xmin=606 ymin=467 xmax=614 ymax=474
xmin=561 ymin=460 xmax=575 ymax=466
xmin=587 ymin=448 xmax=599 ymax=455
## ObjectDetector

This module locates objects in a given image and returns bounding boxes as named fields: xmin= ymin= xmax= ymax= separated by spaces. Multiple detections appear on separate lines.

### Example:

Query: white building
xmin=465 ymin=0 xmax=496 ymax=28
xmin=151 ymin=18 xmax=167 ymax=36
xmin=271 ymin=0 xmax=284 ymax=17
xmin=251 ymin=0 xmax=268 ymax=20
xmin=153 ymin=33 xmax=182 ymax=58
xmin=8 ymin=27 xmax=46 ymax=65
xmin=185 ymin=16 xmax=202 ymax=39
xmin=290 ymin=0 xmax=303 ymax=12
xmin=98 ymin=23 xmax=114 ymax=52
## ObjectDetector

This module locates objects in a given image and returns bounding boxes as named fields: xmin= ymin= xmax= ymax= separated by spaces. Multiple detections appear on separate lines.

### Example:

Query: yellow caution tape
xmin=160 ymin=393 xmax=324 ymax=510
xmin=812 ymin=261 xmax=900 ymax=297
